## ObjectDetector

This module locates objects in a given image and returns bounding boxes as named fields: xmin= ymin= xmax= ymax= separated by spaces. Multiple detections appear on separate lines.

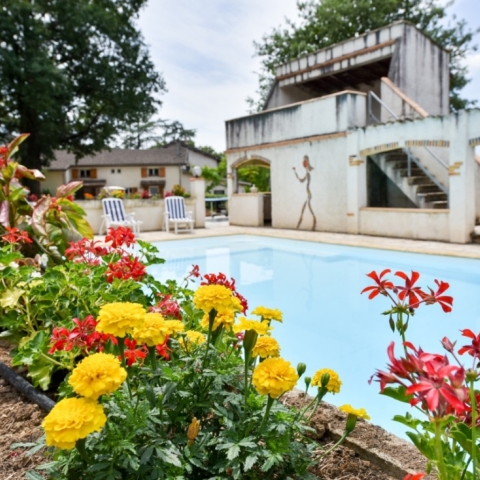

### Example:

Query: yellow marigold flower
xmin=200 ymin=309 xmax=236 ymax=331
xmin=163 ymin=319 xmax=185 ymax=336
xmin=193 ymin=284 xmax=241 ymax=314
xmin=96 ymin=302 xmax=146 ymax=337
xmin=133 ymin=312 xmax=166 ymax=346
xmin=252 ymin=336 xmax=280 ymax=358
xmin=68 ymin=352 xmax=127 ymax=399
xmin=42 ymin=397 xmax=106 ymax=449
xmin=339 ymin=404 xmax=371 ymax=421
xmin=180 ymin=330 xmax=206 ymax=348
xmin=252 ymin=357 xmax=298 ymax=398
xmin=311 ymin=368 xmax=342 ymax=394
xmin=251 ymin=306 xmax=283 ymax=323
xmin=232 ymin=317 xmax=271 ymax=336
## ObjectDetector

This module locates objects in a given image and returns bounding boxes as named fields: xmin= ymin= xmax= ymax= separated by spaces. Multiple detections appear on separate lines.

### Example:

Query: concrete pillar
xmin=448 ymin=111 xmax=476 ymax=243
xmin=189 ymin=177 xmax=205 ymax=228
xmin=346 ymin=132 xmax=367 ymax=234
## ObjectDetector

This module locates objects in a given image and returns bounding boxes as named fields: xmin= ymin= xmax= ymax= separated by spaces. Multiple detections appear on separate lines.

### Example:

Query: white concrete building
xmin=44 ymin=142 xmax=219 ymax=199
xmin=226 ymin=21 xmax=480 ymax=244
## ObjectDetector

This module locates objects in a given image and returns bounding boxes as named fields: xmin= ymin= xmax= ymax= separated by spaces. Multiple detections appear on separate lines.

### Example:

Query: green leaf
xmin=227 ymin=444 xmax=240 ymax=460
xmin=381 ymin=385 xmax=412 ymax=403
xmin=405 ymin=431 xmax=436 ymax=460
xmin=140 ymin=446 xmax=154 ymax=465
xmin=244 ymin=454 xmax=258 ymax=472
xmin=25 ymin=471 xmax=44 ymax=480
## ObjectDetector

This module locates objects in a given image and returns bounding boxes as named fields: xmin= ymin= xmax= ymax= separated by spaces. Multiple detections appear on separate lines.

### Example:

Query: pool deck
xmin=121 ymin=220 xmax=480 ymax=259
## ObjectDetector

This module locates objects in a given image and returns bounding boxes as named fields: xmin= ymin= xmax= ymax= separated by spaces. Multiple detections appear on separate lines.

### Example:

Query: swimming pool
xmin=149 ymin=234 xmax=480 ymax=439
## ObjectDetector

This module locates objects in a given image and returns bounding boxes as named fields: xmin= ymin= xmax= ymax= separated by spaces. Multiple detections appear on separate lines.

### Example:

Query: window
xmin=125 ymin=187 xmax=138 ymax=195
xmin=111 ymin=169 xmax=115 ymax=174
xmin=79 ymin=170 xmax=91 ymax=178
xmin=148 ymin=186 xmax=160 ymax=195
xmin=117 ymin=169 xmax=121 ymax=173
xmin=148 ymin=168 xmax=159 ymax=176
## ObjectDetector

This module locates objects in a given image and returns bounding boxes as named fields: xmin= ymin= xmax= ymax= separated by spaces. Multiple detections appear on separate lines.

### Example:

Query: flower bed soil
xmin=0 ymin=340 xmax=429 ymax=480
xmin=0 ymin=341 xmax=47 ymax=479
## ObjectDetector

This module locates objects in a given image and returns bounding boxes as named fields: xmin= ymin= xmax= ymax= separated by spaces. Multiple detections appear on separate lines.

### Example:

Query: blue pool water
xmin=149 ymin=235 xmax=480 ymax=439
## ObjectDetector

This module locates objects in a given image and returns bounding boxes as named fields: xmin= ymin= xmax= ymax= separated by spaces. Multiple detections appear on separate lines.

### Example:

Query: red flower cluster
xmin=404 ymin=474 xmax=425 ymax=480
xmin=371 ymin=340 xmax=471 ymax=418
xmin=49 ymin=315 xmax=117 ymax=355
xmin=105 ymin=256 xmax=146 ymax=283
xmin=201 ymin=272 xmax=248 ymax=313
xmin=105 ymin=226 xmax=136 ymax=249
xmin=123 ymin=338 xmax=147 ymax=367
xmin=65 ymin=227 xmax=147 ymax=283
xmin=361 ymin=269 xmax=453 ymax=312
xmin=121 ymin=337 xmax=171 ymax=366
xmin=149 ymin=294 xmax=182 ymax=320
xmin=65 ymin=238 xmax=109 ymax=264
xmin=2 ymin=226 xmax=32 ymax=245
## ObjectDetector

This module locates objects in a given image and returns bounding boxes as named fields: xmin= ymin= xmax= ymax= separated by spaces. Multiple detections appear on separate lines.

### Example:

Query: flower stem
xmin=434 ymin=419 xmax=448 ymax=480
xmin=258 ymin=396 xmax=275 ymax=434
xmin=117 ymin=337 xmax=126 ymax=369
xmin=148 ymin=346 xmax=157 ymax=372
xmin=75 ymin=438 xmax=90 ymax=464
xmin=320 ymin=432 xmax=349 ymax=457
xmin=469 ymin=380 xmax=478 ymax=480
xmin=202 ymin=309 xmax=217 ymax=369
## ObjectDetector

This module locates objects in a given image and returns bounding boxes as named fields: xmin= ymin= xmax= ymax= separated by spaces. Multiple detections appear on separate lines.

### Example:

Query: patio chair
xmin=101 ymin=198 xmax=142 ymax=234
xmin=164 ymin=196 xmax=194 ymax=234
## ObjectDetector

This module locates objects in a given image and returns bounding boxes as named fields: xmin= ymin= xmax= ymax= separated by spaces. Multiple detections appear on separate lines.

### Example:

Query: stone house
xmin=226 ymin=21 xmax=480 ymax=243
xmin=43 ymin=141 xmax=219 ymax=198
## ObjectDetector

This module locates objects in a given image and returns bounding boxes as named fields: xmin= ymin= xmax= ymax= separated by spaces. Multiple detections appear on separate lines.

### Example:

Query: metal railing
xmin=367 ymin=91 xmax=448 ymax=195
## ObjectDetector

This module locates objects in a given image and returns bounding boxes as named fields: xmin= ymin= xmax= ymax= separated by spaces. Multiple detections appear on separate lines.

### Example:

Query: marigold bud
xmin=187 ymin=417 xmax=200 ymax=446
xmin=304 ymin=376 xmax=311 ymax=388
xmin=320 ymin=372 xmax=330 ymax=388
xmin=297 ymin=362 xmax=307 ymax=378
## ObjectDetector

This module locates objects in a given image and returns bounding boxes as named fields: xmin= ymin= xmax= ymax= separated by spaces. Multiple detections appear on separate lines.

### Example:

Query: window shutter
xmin=141 ymin=168 xmax=148 ymax=178
xmin=90 ymin=169 xmax=97 ymax=179
xmin=159 ymin=167 xmax=166 ymax=177
xmin=72 ymin=169 xmax=78 ymax=179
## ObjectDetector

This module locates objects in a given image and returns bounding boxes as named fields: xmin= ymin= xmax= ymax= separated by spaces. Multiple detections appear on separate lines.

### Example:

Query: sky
xmin=137 ymin=0 xmax=480 ymax=152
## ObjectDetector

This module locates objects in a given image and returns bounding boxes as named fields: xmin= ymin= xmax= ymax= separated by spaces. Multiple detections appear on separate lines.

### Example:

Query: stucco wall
xmin=229 ymin=194 xmax=264 ymax=227
xmin=388 ymin=24 xmax=449 ymax=116
xmin=226 ymin=92 xmax=367 ymax=150
xmin=41 ymin=171 xmax=64 ymax=195
xmin=359 ymin=207 xmax=450 ymax=241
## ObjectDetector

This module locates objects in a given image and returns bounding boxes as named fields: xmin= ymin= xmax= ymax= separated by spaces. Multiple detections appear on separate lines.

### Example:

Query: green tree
xmin=155 ymin=120 xmax=197 ymax=146
xmin=249 ymin=0 xmax=477 ymax=112
xmin=238 ymin=166 xmax=270 ymax=192
xmin=0 ymin=0 xmax=164 ymax=192
xmin=202 ymin=156 xmax=227 ymax=193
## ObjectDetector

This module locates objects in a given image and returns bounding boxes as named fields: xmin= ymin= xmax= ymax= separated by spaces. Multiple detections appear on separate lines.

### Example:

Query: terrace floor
xmin=103 ymin=219 xmax=480 ymax=259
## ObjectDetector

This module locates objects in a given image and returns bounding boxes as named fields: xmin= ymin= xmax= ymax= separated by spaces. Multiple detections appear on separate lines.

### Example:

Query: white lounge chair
xmin=101 ymin=198 xmax=142 ymax=234
xmin=164 ymin=196 xmax=194 ymax=234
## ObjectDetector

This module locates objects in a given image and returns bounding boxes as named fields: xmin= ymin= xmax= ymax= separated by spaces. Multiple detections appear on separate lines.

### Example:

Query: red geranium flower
xmin=149 ymin=294 xmax=182 ymax=319
xmin=395 ymin=271 xmax=425 ymax=308
xmin=458 ymin=329 xmax=480 ymax=359
xmin=403 ymin=474 xmax=425 ymax=480
xmin=122 ymin=338 xmax=147 ymax=367
xmin=421 ymin=279 xmax=453 ymax=313
xmin=105 ymin=256 xmax=146 ymax=283
xmin=361 ymin=269 xmax=394 ymax=299
xmin=105 ymin=226 xmax=136 ymax=249
xmin=2 ymin=227 xmax=32 ymax=245
xmin=156 ymin=337 xmax=171 ymax=361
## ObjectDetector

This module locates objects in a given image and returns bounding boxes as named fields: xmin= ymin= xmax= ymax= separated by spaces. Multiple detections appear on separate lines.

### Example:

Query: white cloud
xmin=137 ymin=0 xmax=299 ymax=151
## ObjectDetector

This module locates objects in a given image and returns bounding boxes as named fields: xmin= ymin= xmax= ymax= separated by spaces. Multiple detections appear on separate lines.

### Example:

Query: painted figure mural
xmin=293 ymin=155 xmax=317 ymax=231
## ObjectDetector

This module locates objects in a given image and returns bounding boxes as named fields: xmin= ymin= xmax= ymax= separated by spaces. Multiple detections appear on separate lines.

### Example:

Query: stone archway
xmin=228 ymin=154 xmax=272 ymax=226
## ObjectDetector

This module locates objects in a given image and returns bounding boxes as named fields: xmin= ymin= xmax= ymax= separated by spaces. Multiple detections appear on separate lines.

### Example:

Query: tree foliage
xmin=249 ymin=0 xmax=478 ymax=112
xmin=0 ymin=0 xmax=164 ymax=191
